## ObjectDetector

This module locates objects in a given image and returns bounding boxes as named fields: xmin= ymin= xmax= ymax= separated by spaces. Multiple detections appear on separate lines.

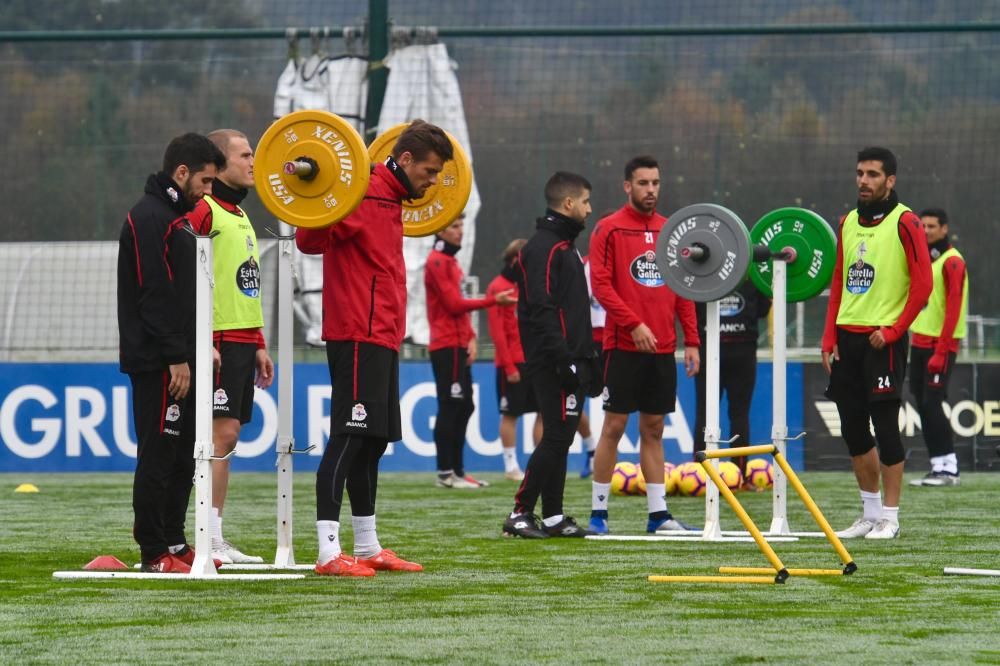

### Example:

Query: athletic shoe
xmin=543 ymin=516 xmax=588 ymax=537
xmin=212 ymin=539 xmax=264 ymax=564
xmin=356 ymin=548 xmax=423 ymax=572
xmin=173 ymin=545 xmax=223 ymax=570
xmin=580 ymin=451 xmax=595 ymax=479
xmin=648 ymin=515 xmax=696 ymax=533
xmin=588 ymin=514 xmax=610 ymax=535
xmin=502 ymin=513 xmax=549 ymax=538
xmin=865 ymin=519 xmax=900 ymax=540
xmin=451 ymin=475 xmax=482 ymax=489
xmin=435 ymin=475 xmax=454 ymax=489
xmin=835 ymin=517 xmax=877 ymax=538
xmin=314 ymin=553 xmax=376 ymax=577
xmin=922 ymin=471 xmax=961 ymax=487
xmin=460 ymin=474 xmax=491 ymax=488
xmin=504 ymin=469 xmax=525 ymax=482
xmin=908 ymin=472 xmax=936 ymax=487
xmin=140 ymin=553 xmax=191 ymax=574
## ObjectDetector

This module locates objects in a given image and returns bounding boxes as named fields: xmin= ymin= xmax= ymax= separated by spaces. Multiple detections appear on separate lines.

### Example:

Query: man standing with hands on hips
xmin=823 ymin=146 xmax=932 ymax=540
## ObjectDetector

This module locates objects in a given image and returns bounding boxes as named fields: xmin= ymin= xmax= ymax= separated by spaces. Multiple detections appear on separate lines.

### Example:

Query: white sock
xmin=592 ymin=482 xmax=611 ymax=511
xmin=542 ymin=514 xmax=564 ymax=527
xmin=882 ymin=506 xmax=899 ymax=525
xmin=502 ymin=447 xmax=520 ymax=473
xmin=352 ymin=514 xmax=381 ymax=559
xmin=931 ymin=454 xmax=958 ymax=474
xmin=211 ymin=508 xmax=223 ymax=543
xmin=860 ymin=490 xmax=882 ymax=522
xmin=646 ymin=483 xmax=667 ymax=514
xmin=582 ymin=435 xmax=596 ymax=453
xmin=317 ymin=520 xmax=341 ymax=564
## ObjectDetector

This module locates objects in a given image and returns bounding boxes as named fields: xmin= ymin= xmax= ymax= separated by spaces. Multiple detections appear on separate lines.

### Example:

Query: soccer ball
xmin=745 ymin=458 xmax=774 ymax=490
xmin=635 ymin=465 xmax=647 ymax=496
xmin=611 ymin=461 xmax=641 ymax=496
xmin=676 ymin=462 xmax=708 ymax=497
xmin=664 ymin=462 xmax=677 ymax=495
xmin=718 ymin=461 xmax=743 ymax=491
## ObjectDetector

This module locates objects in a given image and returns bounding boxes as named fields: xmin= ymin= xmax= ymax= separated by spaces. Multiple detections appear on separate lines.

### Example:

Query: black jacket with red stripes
xmin=117 ymin=172 xmax=196 ymax=374
xmin=514 ymin=210 xmax=595 ymax=371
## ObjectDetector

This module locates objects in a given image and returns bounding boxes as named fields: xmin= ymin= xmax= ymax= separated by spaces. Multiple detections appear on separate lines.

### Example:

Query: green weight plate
xmin=748 ymin=207 xmax=836 ymax=302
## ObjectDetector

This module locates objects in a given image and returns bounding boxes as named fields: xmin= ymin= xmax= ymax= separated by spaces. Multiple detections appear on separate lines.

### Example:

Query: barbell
xmin=655 ymin=204 xmax=837 ymax=303
xmin=253 ymin=110 xmax=473 ymax=236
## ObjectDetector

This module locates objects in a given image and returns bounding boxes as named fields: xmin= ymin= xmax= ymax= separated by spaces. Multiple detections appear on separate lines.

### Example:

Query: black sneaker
xmin=503 ymin=513 xmax=549 ymax=538
xmin=543 ymin=516 xmax=589 ymax=537
xmin=922 ymin=471 xmax=960 ymax=487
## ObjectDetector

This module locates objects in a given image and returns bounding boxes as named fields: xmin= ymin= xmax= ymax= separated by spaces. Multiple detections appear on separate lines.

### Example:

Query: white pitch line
xmin=53 ymin=571 xmax=306 ymax=581
xmin=943 ymin=567 xmax=1000 ymax=577
xmin=585 ymin=535 xmax=800 ymax=543
xmin=655 ymin=529 xmax=827 ymax=538
xmin=219 ymin=564 xmax=315 ymax=571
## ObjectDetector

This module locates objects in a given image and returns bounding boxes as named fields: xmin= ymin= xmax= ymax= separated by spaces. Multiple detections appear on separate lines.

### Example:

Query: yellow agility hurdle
xmin=648 ymin=444 xmax=856 ymax=585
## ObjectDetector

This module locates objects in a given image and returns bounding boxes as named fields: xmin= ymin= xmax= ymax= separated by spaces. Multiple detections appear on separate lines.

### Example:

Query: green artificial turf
xmin=1 ymin=471 xmax=998 ymax=665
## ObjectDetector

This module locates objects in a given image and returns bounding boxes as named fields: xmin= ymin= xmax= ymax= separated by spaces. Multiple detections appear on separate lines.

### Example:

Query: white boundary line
xmin=943 ymin=567 xmax=1000 ymax=577
xmin=586 ymin=535 xmax=800 ymax=543
xmin=53 ymin=571 xmax=306 ymax=581
xmin=656 ymin=529 xmax=825 ymax=538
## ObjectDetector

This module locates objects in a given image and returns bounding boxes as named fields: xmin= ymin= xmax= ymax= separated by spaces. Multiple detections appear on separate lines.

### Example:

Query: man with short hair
xmin=822 ymin=146 xmax=932 ymax=539
xmin=297 ymin=119 xmax=454 ymax=575
xmin=588 ymin=155 xmax=700 ymax=535
xmin=486 ymin=238 xmax=536 ymax=482
xmin=118 ymin=133 xmax=225 ymax=573
xmin=907 ymin=208 xmax=968 ymax=487
xmin=186 ymin=129 xmax=274 ymax=564
xmin=425 ymin=214 xmax=516 ymax=489
xmin=502 ymin=171 xmax=599 ymax=539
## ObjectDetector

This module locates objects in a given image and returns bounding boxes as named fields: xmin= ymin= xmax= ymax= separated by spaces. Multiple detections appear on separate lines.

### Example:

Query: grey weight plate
xmin=656 ymin=203 xmax=751 ymax=302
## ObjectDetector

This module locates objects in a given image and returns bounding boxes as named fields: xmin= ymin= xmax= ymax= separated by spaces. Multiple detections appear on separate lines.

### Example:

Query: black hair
xmin=544 ymin=171 xmax=592 ymax=208
xmin=624 ymin=155 xmax=659 ymax=181
xmin=918 ymin=207 xmax=949 ymax=227
xmin=162 ymin=132 xmax=226 ymax=175
xmin=857 ymin=146 xmax=897 ymax=177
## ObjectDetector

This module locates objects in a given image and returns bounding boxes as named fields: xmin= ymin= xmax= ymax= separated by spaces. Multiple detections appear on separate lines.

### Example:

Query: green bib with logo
xmin=910 ymin=246 xmax=967 ymax=339
xmin=206 ymin=196 xmax=264 ymax=330
xmin=836 ymin=203 xmax=910 ymax=327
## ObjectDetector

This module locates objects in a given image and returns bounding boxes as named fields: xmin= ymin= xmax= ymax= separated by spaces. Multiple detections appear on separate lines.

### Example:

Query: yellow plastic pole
xmin=719 ymin=567 xmax=845 ymax=576
xmin=699 ymin=444 xmax=776 ymax=460
xmin=772 ymin=453 xmax=856 ymax=571
xmin=699 ymin=460 xmax=788 ymax=580
xmin=649 ymin=575 xmax=777 ymax=584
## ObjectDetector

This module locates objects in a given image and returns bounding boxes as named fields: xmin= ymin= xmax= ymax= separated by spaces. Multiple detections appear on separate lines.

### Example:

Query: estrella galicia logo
xmin=630 ymin=250 xmax=664 ymax=287
xmin=719 ymin=292 xmax=745 ymax=317
xmin=237 ymin=256 xmax=260 ymax=298
xmin=846 ymin=242 xmax=874 ymax=295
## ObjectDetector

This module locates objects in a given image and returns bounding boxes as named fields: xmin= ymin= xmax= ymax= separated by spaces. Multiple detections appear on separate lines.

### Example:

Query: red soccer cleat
xmin=140 ymin=553 xmax=192 ymax=574
xmin=173 ymin=545 xmax=223 ymax=570
xmin=356 ymin=549 xmax=424 ymax=572
xmin=314 ymin=553 xmax=376 ymax=577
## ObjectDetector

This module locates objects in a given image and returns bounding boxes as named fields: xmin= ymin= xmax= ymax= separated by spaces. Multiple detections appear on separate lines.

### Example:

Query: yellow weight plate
xmin=254 ymin=110 xmax=371 ymax=229
xmin=368 ymin=123 xmax=473 ymax=237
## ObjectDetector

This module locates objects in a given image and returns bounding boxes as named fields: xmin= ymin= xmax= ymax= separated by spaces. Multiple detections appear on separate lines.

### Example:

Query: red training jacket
xmin=486 ymin=271 xmax=524 ymax=376
xmin=424 ymin=246 xmax=496 ymax=352
xmin=295 ymin=161 xmax=409 ymax=351
xmin=821 ymin=208 xmax=932 ymax=352
xmin=589 ymin=204 xmax=700 ymax=352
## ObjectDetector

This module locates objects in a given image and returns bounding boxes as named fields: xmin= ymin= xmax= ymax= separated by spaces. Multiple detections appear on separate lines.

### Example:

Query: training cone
xmin=83 ymin=555 xmax=129 ymax=571
xmin=14 ymin=483 xmax=39 ymax=493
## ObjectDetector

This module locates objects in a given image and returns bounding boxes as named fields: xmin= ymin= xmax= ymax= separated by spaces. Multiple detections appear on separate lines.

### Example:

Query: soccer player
xmin=588 ymin=155 xmax=699 ymax=535
xmin=425 ymin=214 xmax=516 ymax=489
xmin=502 ymin=172 xmax=600 ymax=538
xmin=486 ymin=238 xmax=539 ymax=481
xmin=296 ymin=120 xmax=454 ymax=576
xmin=822 ymin=146 xmax=932 ymax=539
xmin=118 ymin=133 xmax=225 ymax=573
xmin=186 ymin=129 xmax=274 ymax=564
xmin=907 ymin=208 xmax=968 ymax=487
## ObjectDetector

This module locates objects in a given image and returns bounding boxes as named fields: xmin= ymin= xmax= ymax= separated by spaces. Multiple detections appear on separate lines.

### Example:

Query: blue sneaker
xmin=647 ymin=514 xmax=695 ymax=533
xmin=588 ymin=510 xmax=609 ymax=535
xmin=579 ymin=451 xmax=595 ymax=479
